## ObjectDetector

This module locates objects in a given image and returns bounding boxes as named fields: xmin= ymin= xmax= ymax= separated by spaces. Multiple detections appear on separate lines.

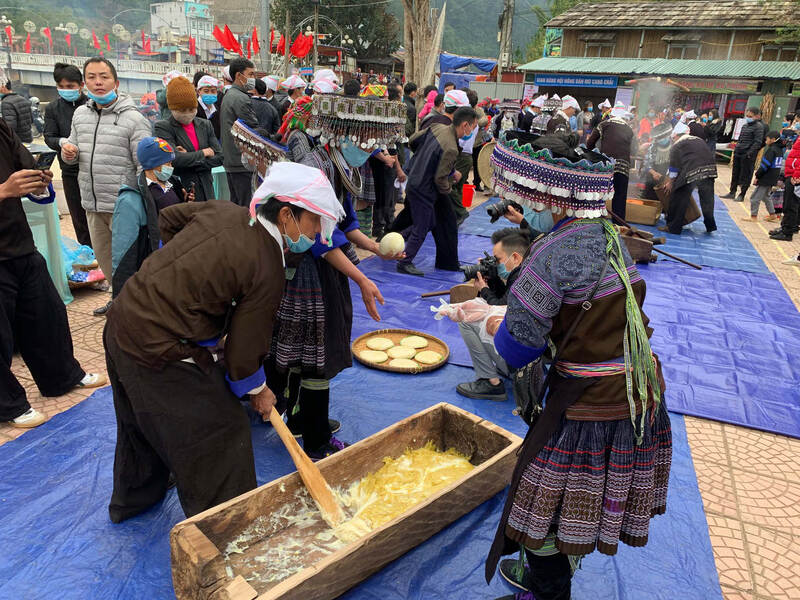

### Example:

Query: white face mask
xmin=171 ymin=108 xmax=197 ymax=125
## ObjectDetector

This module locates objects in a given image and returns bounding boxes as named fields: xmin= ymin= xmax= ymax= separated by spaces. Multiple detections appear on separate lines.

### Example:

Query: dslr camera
xmin=461 ymin=251 xmax=499 ymax=281
xmin=486 ymin=198 xmax=523 ymax=223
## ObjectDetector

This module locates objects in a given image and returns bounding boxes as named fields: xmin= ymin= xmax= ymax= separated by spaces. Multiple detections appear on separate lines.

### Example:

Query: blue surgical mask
xmin=58 ymin=88 xmax=81 ymax=102
xmin=340 ymin=140 xmax=370 ymax=168
xmin=587 ymin=107 xmax=593 ymax=112
xmin=460 ymin=133 xmax=472 ymax=141
xmin=200 ymin=93 xmax=217 ymax=106
xmin=88 ymin=88 xmax=117 ymax=105
xmin=745 ymin=117 xmax=754 ymax=124
xmin=701 ymin=117 xmax=708 ymax=123
xmin=283 ymin=211 xmax=315 ymax=253
xmin=793 ymin=123 xmax=800 ymax=131
xmin=648 ymin=111 xmax=655 ymax=118
xmin=155 ymin=165 xmax=173 ymax=182
xmin=497 ymin=259 xmax=510 ymax=280
xmin=658 ymin=138 xmax=671 ymax=147
xmin=782 ymin=121 xmax=789 ymax=128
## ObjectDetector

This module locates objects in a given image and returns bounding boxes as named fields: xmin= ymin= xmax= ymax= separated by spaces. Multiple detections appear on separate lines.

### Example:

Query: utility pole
xmin=496 ymin=0 xmax=514 ymax=83
xmin=283 ymin=10 xmax=290 ymax=77
xmin=312 ymin=0 xmax=319 ymax=72
xmin=260 ymin=0 xmax=270 ymax=73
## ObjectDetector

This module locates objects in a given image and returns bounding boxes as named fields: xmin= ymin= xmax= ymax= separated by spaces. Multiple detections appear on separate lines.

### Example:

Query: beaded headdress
xmin=490 ymin=133 xmax=615 ymax=218
xmin=231 ymin=118 xmax=288 ymax=178
xmin=307 ymin=93 xmax=407 ymax=150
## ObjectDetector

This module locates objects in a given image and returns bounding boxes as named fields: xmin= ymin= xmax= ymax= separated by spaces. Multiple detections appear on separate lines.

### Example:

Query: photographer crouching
xmin=456 ymin=228 xmax=530 ymax=401
xmin=487 ymin=197 xmax=553 ymax=236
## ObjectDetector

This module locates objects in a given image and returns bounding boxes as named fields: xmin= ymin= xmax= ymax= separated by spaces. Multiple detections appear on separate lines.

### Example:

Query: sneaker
xmin=8 ymin=408 xmax=47 ymax=429
xmin=306 ymin=436 xmax=350 ymax=461
xmin=397 ymin=262 xmax=425 ymax=277
xmin=76 ymin=373 xmax=108 ymax=389
xmin=93 ymin=300 xmax=112 ymax=317
xmin=770 ymin=227 xmax=783 ymax=235
xmin=734 ymin=194 xmax=745 ymax=203
xmin=499 ymin=557 xmax=532 ymax=591
xmin=720 ymin=192 xmax=736 ymax=199
xmin=456 ymin=379 xmax=506 ymax=401
xmin=770 ymin=231 xmax=794 ymax=241
xmin=781 ymin=256 xmax=800 ymax=266
xmin=764 ymin=214 xmax=780 ymax=222
xmin=289 ymin=419 xmax=341 ymax=439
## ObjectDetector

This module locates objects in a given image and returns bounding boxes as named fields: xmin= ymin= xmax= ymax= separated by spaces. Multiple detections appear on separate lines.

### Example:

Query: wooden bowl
xmin=351 ymin=328 xmax=450 ymax=374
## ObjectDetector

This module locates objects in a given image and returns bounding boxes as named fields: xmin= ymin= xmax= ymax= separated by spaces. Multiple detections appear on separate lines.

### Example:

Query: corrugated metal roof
xmin=546 ymin=1 xmax=796 ymax=29
xmin=517 ymin=57 xmax=800 ymax=80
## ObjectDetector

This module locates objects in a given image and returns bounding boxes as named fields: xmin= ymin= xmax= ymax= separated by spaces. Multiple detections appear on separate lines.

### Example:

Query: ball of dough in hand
xmin=379 ymin=232 xmax=405 ymax=256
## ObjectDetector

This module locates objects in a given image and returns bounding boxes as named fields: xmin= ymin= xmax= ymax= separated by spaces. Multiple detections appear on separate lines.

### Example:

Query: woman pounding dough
xmin=264 ymin=96 xmax=403 ymax=460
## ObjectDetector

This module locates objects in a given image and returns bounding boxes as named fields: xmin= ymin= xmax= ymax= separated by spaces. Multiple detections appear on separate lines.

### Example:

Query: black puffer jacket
xmin=44 ymin=94 xmax=88 ymax=176
xmin=1 ymin=92 xmax=33 ymax=143
xmin=735 ymin=119 xmax=766 ymax=157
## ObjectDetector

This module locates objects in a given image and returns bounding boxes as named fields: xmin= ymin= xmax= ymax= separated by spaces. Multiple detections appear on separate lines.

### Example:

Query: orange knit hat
xmin=166 ymin=76 xmax=197 ymax=111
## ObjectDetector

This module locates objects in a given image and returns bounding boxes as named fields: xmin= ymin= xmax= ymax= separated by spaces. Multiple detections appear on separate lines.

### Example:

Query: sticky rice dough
xmin=366 ymin=336 xmax=394 ymax=351
xmin=414 ymin=350 xmax=443 ymax=365
xmin=388 ymin=358 xmax=418 ymax=369
xmin=400 ymin=335 xmax=428 ymax=349
xmin=359 ymin=350 xmax=389 ymax=363
xmin=387 ymin=346 xmax=417 ymax=359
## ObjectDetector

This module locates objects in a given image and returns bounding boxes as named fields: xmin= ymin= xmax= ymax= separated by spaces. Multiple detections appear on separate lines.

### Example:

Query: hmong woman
xmin=485 ymin=134 xmax=672 ymax=600
xmin=266 ymin=94 xmax=400 ymax=459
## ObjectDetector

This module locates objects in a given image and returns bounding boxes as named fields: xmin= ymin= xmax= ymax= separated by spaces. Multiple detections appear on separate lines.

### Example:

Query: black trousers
xmin=611 ymin=172 xmax=629 ymax=222
xmin=524 ymin=550 xmax=572 ymax=600
xmin=730 ymin=153 xmax=756 ymax=196
xmin=472 ymin=143 xmax=485 ymax=187
xmin=449 ymin=152 xmax=472 ymax=222
xmin=400 ymin=192 xmax=460 ymax=270
xmin=105 ymin=326 xmax=257 ymax=522
xmin=370 ymin=159 xmax=396 ymax=232
xmin=0 ymin=252 xmax=84 ymax=421
xmin=780 ymin=178 xmax=799 ymax=235
xmin=667 ymin=178 xmax=717 ymax=234
xmin=266 ymin=366 xmax=331 ymax=452
xmin=226 ymin=171 xmax=254 ymax=207
xmin=63 ymin=174 xmax=91 ymax=248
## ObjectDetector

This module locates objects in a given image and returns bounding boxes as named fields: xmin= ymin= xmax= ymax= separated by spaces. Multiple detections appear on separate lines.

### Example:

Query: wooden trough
xmin=170 ymin=403 xmax=522 ymax=600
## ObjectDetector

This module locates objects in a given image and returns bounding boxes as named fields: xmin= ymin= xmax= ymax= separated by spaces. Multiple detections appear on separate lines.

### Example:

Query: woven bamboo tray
xmin=351 ymin=328 xmax=449 ymax=374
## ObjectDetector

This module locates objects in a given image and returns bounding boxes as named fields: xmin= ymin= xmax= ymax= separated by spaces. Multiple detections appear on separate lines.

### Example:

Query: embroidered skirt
xmin=505 ymin=403 xmax=672 ymax=556
xmin=269 ymin=253 xmax=326 ymax=377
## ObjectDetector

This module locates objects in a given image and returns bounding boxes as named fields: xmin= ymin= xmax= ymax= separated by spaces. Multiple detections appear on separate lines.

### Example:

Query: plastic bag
xmin=478 ymin=305 xmax=507 ymax=344
xmin=431 ymin=297 xmax=493 ymax=323
xmin=61 ymin=236 xmax=95 ymax=273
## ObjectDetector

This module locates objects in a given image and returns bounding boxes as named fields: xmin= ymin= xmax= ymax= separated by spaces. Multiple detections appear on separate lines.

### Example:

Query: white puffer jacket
xmin=63 ymin=93 xmax=152 ymax=213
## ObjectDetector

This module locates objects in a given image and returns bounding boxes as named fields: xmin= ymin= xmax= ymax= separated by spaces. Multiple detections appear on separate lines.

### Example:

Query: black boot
xmin=397 ymin=262 xmax=425 ymax=276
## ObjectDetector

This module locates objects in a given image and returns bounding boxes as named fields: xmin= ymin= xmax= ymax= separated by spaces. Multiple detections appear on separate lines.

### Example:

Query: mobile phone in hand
xmin=33 ymin=151 xmax=57 ymax=170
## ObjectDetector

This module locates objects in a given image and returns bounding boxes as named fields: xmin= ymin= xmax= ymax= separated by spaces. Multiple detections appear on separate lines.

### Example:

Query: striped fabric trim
xmin=562 ymin=264 xmax=642 ymax=304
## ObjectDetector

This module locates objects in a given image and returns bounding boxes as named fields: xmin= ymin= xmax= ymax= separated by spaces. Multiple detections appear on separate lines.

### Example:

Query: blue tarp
xmin=439 ymin=52 xmax=497 ymax=73
xmin=0 ymin=366 xmax=721 ymax=599
xmin=439 ymin=72 xmax=478 ymax=94
xmin=461 ymin=197 xmax=769 ymax=274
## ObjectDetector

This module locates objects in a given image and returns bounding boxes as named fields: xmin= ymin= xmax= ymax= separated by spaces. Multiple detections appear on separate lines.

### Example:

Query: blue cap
xmin=136 ymin=136 xmax=176 ymax=170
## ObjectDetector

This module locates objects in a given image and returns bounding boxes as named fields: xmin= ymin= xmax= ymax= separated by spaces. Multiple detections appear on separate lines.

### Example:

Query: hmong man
xmin=485 ymin=138 xmax=671 ymax=600
xmin=586 ymin=101 xmax=639 ymax=221
xmin=104 ymin=162 xmax=344 ymax=522
xmin=661 ymin=121 xmax=718 ymax=235
xmin=640 ymin=122 xmax=673 ymax=200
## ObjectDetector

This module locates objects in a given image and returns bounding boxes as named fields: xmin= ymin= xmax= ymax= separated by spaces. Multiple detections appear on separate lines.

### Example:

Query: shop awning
xmin=517 ymin=56 xmax=800 ymax=80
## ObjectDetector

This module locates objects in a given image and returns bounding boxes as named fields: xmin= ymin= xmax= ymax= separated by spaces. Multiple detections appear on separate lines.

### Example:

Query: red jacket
xmin=786 ymin=136 xmax=800 ymax=179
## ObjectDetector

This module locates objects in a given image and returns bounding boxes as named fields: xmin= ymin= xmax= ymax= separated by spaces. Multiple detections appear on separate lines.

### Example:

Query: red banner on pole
xmin=246 ymin=38 xmax=251 ymax=59
xmin=24 ymin=32 xmax=30 ymax=53
xmin=223 ymin=25 xmax=242 ymax=56
xmin=92 ymin=30 xmax=100 ymax=50
xmin=251 ymin=26 xmax=259 ymax=54
xmin=189 ymin=36 xmax=196 ymax=56
xmin=104 ymin=33 xmax=110 ymax=51
xmin=4 ymin=26 xmax=12 ymax=50
xmin=65 ymin=33 xmax=71 ymax=48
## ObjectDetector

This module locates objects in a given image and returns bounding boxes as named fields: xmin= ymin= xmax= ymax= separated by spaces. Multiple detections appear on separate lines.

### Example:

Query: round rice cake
xmin=400 ymin=335 xmax=428 ymax=349
xmin=387 ymin=346 xmax=417 ymax=360
xmin=359 ymin=350 xmax=389 ymax=364
xmin=366 ymin=336 xmax=394 ymax=351
xmin=388 ymin=358 xmax=418 ymax=369
xmin=414 ymin=350 xmax=443 ymax=365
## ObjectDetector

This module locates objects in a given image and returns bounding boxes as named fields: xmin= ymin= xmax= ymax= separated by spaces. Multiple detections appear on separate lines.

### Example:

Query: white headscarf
xmin=162 ymin=70 xmax=187 ymax=87
xmin=561 ymin=95 xmax=580 ymax=112
xmin=672 ymin=122 xmax=690 ymax=137
xmin=280 ymin=74 xmax=307 ymax=90
xmin=531 ymin=94 xmax=547 ymax=108
xmin=680 ymin=110 xmax=696 ymax=123
xmin=312 ymin=68 xmax=339 ymax=86
xmin=263 ymin=75 xmax=281 ymax=92
xmin=610 ymin=100 xmax=628 ymax=118
xmin=249 ymin=162 xmax=346 ymax=248
xmin=195 ymin=75 xmax=219 ymax=90
xmin=443 ymin=89 xmax=470 ymax=108
xmin=599 ymin=98 xmax=611 ymax=110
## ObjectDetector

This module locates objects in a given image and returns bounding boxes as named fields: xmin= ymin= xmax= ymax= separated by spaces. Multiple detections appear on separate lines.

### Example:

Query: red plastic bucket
xmin=462 ymin=184 xmax=475 ymax=207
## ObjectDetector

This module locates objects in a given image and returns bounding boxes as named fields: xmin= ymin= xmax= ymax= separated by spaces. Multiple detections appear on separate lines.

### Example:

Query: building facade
xmin=520 ymin=1 xmax=800 ymax=132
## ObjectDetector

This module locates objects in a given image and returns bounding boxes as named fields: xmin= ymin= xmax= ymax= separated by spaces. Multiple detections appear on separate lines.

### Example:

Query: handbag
xmin=512 ymin=252 xmax=611 ymax=426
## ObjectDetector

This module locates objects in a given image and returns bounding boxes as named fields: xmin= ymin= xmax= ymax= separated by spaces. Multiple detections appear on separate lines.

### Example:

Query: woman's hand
xmin=359 ymin=278 xmax=385 ymax=321
xmin=504 ymin=205 xmax=524 ymax=225
xmin=250 ymin=387 xmax=277 ymax=421
xmin=372 ymin=239 xmax=405 ymax=261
